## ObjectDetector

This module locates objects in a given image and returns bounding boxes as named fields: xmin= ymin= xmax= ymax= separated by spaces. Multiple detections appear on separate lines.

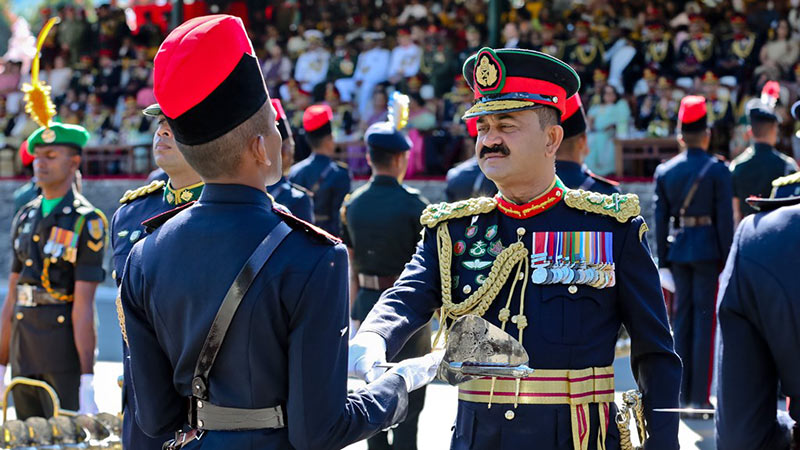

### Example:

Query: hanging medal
xmin=531 ymin=232 xmax=550 ymax=284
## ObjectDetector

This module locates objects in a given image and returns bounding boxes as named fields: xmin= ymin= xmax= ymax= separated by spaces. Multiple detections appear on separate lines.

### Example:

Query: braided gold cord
xmin=116 ymin=295 xmax=128 ymax=346
xmin=437 ymin=224 xmax=529 ymax=321
xmin=616 ymin=405 xmax=634 ymax=450
xmin=40 ymin=259 xmax=73 ymax=302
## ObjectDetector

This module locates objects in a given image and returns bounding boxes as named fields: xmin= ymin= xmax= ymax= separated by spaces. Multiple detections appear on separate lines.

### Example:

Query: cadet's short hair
xmin=681 ymin=129 xmax=709 ymax=148
xmin=750 ymin=118 xmax=778 ymax=139
xmin=177 ymin=102 xmax=272 ymax=179
xmin=368 ymin=147 xmax=398 ymax=169
xmin=305 ymin=131 xmax=330 ymax=150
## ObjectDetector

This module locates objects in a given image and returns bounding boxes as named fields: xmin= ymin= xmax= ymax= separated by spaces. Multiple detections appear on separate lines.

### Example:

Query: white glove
xmin=348 ymin=319 xmax=358 ymax=340
xmin=659 ymin=268 xmax=676 ymax=293
xmin=348 ymin=331 xmax=387 ymax=382
xmin=389 ymin=349 xmax=445 ymax=392
xmin=0 ymin=364 xmax=6 ymax=395
xmin=78 ymin=374 xmax=98 ymax=415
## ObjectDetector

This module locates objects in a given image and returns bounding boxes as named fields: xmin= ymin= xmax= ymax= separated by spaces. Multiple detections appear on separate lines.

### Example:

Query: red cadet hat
xmin=303 ymin=104 xmax=333 ymax=138
xmin=154 ymin=15 xmax=268 ymax=145
xmin=678 ymin=95 xmax=708 ymax=133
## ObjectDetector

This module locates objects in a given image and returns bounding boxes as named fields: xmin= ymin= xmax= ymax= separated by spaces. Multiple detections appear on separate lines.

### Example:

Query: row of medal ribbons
xmin=529 ymin=231 xmax=616 ymax=289
xmin=43 ymin=226 xmax=79 ymax=264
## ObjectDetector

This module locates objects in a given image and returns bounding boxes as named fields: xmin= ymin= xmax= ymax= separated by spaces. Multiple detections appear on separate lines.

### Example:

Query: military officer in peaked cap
xmin=653 ymin=95 xmax=733 ymax=412
xmin=267 ymin=98 xmax=314 ymax=222
xmin=556 ymin=94 xmax=620 ymax=195
xmin=350 ymin=47 xmax=681 ymax=449
xmin=289 ymin=103 xmax=351 ymax=235
xmin=342 ymin=93 xmax=431 ymax=450
xmin=2 ymin=122 xmax=106 ymax=419
xmin=716 ymin=171 xmax=800 ymax=449
xmin=111 ymin=102 xmax=204 ymax=449
xmin=119 ymin=14 xmax=441 ymax=449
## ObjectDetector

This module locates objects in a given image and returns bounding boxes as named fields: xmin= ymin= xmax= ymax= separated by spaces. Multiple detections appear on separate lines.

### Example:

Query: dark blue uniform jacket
xmin=120 ymin=184 xmax=407 ymax=449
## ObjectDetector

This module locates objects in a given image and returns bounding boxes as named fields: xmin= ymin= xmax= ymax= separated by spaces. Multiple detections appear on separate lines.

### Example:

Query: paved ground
xmin=0 ymin=283 xmax=716 ymax=448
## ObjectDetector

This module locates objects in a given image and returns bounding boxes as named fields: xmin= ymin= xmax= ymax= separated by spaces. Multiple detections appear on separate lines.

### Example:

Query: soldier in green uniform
xmin=342 ymin=94 xmax=430 ymax=449
xmin=729 ymin=98 xmax=799 ymax=223
xmin=1 ymin=122 xmax=106 ymax=418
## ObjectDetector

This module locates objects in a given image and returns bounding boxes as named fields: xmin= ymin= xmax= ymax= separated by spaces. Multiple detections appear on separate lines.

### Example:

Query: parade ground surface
xmin=0 ymin=284 xmax=716 ymax=448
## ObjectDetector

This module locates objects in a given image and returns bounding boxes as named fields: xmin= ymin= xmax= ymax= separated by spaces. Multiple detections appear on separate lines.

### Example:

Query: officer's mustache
xmin=480 ymin=144 xmax=511 ymax=158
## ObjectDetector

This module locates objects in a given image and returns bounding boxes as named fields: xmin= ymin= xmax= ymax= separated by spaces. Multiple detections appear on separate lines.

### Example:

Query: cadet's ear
xmin=250 ymin=135 xmax=272 ymax=167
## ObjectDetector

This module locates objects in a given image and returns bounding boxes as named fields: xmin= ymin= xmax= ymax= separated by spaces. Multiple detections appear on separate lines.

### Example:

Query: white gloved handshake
xmin=349 ymin=331 xmax=443 ymax=392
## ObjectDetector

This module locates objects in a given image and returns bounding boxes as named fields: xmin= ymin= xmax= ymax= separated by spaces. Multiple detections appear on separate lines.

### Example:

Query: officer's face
xmin=475 ymin=109 xmax=563 ymax=189
xmin=153 ymin=115 xmax=191 ymax=173
xmin=33 ymin=145 xmax=80 ymax=188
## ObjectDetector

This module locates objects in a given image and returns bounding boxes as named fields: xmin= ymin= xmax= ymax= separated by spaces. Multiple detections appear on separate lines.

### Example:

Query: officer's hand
xmin=389 ymin=349 xmax=445 ymax=392
xmin=348 ymin=331 xmax=387 ymax=382
xmin=78 ymin=374 xmax=99 ymax=415
xmin=658 ymin=268 xmax=676 ymax=293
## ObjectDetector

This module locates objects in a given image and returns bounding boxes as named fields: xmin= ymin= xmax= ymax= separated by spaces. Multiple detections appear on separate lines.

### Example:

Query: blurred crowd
xmin=1 ymin=0 xmax=800 ymax=178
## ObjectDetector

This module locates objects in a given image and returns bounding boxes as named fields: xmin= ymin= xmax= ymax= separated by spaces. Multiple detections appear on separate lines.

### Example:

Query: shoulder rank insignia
xmin=290 ymin=182 xmax=313 ymax=196
xmin=772 ymin=171 xmax=800 ymax=187
xmin=420 ymin=197 xmax=498 ymax=229
xmin=563 ymin=189 xmax=640 ymax=223
xmin=119 ymin=180 xmax=166 ymax=204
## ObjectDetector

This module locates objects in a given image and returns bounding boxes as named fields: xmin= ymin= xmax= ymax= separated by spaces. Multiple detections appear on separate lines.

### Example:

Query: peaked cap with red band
xmin=303 ymin=104 xmax=333 ymax=138
xmin=561 ymin=94 xmax=587 ymax=139
xmin=154 ymin=15 xmax=268 ymax=145
xmin=462 ymin=47 xmax=580 ymax=119
xmin=678 ymin=95 xmax=708 ymax=133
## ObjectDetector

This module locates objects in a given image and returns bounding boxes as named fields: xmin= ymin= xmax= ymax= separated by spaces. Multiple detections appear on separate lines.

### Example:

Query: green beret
xmin=27 ymin=122 xmax=90 ymax=155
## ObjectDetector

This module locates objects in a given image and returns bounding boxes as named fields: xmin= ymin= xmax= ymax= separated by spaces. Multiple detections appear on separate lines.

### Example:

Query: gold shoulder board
xmin=119 ymin=180 xmax=166 ymax=204
xmin=563 ymin=189 xmax=640 ymax=223
xmin=420 ymin=197 xmax=497 ymax=228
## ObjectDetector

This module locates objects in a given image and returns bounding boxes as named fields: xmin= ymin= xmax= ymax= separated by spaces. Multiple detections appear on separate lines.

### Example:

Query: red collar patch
xmin=495 ymin=177 xmax=566 ymax=219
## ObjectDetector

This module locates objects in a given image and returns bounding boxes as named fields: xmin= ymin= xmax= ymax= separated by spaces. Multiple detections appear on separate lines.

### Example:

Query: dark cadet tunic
xmin=120 ymin=184 xmax=407 ymax=449
xmin=716 ymin=203 xmax=800 ymax=449
xmin=288 ymin=153 xmax=351 ymax=236
xmin=267 ymin=176 xmax=314 ymax=223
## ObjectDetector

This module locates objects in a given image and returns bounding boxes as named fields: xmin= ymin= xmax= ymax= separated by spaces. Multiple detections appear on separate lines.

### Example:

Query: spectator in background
xmin=388 ymin=29 xmax=421 ymax=85
xmin=135 ymin=12 xmax=163 ymax=58
xmin=293 ymin=30 xmax=330 ymax=94
xmin=43 ymin=55 xmax=72 ymax=99
xmin=262 ymin=42 xmax=292 ymax=98
xmin=57 ymin=6 xmax=86 ymax=66
xmin=95 ymin=52 xmax=121 ymax=108
xmin=405 ymin=93 xmax=435 ymax=177
xmin=397 ymin=0 xmax=427 ymax=25
xmin=605 ymin=26 xmax=637 ymax=94
xmin=756 ymin=19 xmax=799 ymax=81
xmin=503 ymin=22 xmax=521 ymax=48
xmin=345 ymin=32 xmax=390 ymax=119
xmin=587 ymin=84 xmax=631 ymax=176
xmin=0 ymin=61 xmax=22 ymax=96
